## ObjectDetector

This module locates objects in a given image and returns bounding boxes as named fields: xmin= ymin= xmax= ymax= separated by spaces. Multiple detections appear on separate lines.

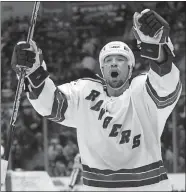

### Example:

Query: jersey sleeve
xmin=27 ymin=77 xmax=86 ymax=128
xmin=144 ymin=60 xmax=182 ymax=136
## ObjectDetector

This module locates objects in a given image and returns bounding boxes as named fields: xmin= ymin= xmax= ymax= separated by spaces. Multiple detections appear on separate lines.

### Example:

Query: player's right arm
xmin=11 ymin=40 xmax=85 ymax=128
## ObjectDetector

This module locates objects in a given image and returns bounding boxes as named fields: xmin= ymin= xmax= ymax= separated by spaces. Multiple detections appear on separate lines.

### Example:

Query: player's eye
xmin=117 ymin=58 xmax=124 ymax=61
xmin=104 ymin=58 xmax=112 ymax=63
xmin=116 ymin=56 xmax=127 ymax=62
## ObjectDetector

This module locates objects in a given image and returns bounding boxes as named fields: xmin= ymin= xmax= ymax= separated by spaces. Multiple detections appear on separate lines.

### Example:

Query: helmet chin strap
xmin=105 ymin=66 xmax=133 ymax=93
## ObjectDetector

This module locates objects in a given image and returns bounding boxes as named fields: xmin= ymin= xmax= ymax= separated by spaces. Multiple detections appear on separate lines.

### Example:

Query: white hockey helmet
xmin=99 ymin=41 xmax=135 ymax=78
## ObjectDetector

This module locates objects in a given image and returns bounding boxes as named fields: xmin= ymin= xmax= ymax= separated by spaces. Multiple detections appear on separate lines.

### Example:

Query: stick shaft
xmin=4 ymin=68 xmax=26 ymax=160
xmin=27 ymin=1 xmax=40 ymax=42
xmin=69 ymin=168 xmax=80 ymax=190
xmin=4 ymin=1 xmax=40 ymax=162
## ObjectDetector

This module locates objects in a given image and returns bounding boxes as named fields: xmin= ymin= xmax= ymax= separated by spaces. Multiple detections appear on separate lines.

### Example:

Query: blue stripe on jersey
xmin=83 ymin=174 xmax=168 ymax=188
xmin=83 ymin=166 xmax=166 ymax=181
xmin=45 ymin=88 xmax=68 ymax=122
xmin=82 ymin=160 xmax=168 ymax=188
xmin=83 ymin=160 xmax=163 ymax=174
xmin=145 ymin=77 xmax=181 ymax=109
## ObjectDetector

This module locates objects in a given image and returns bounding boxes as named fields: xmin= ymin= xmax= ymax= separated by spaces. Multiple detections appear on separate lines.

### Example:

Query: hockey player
xmin=10 ymin=9 xmax=182 ymax=191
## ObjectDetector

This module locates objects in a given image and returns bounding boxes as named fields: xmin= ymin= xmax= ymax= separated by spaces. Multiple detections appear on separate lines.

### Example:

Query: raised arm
xmin=132 ymin=9 xmax=182 ymax=135
xmin=146 ymin=47 xmax=181 ymax=111
xmin=132 ymin=9 xmax=182 ymax=106
xmin=11 ymin=40 xmax=84 ymax=128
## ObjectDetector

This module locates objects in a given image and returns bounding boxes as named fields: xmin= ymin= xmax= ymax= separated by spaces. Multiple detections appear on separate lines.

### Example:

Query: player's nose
xmin=110 ymin=58 xmax=115 ymax=65
xmin=111 ymin=62 xmax=118 ymax=67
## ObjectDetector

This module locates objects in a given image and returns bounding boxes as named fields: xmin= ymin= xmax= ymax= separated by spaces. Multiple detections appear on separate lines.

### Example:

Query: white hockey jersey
xmin=28 ymin=62 xmax=182 ymax=191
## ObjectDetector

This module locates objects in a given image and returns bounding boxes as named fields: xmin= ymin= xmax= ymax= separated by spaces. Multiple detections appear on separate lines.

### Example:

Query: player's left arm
xmin=133 ymin=9 xmax=182 ymax=106
xmin=133 ymin=9 xmax=182 ymax=134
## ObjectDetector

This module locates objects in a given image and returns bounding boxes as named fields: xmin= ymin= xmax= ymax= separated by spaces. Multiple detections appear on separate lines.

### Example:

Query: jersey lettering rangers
xmin=28 ymin=62 xmax=182 ymax=191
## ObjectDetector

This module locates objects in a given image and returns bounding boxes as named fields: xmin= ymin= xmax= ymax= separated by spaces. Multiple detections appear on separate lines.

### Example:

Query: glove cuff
xmin=26 ymin=66 xmax=49 ymax=88
xmin=140 ymin=43 xmax=161 ymax=60
xmin=140 ymin=37 xmax=175 ymax=60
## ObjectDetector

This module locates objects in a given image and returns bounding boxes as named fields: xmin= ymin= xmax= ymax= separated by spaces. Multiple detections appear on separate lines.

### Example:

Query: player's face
xmin=102 ymin=54 xmax=129 ymax=88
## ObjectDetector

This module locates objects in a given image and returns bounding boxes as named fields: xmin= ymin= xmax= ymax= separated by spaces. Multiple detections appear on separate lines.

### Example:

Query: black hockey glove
xmin=11 ymin=40 xmax=49 ymax=88
xmin=133 ymin=9 xmax=174 ymax=60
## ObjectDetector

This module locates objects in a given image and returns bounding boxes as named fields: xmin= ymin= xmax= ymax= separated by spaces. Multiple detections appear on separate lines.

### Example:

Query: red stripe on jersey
xmin=145 ymin=77 xmax=181 ymax=109
xmin=83 ymin=166 xmax=166 ymax=181
xmin=83 ymin=160 xmax=163 ymax=174
xmin=83 ymin=174 xmax=168 ymax=188
xmin=82 ymin=160 xmax=168 ymax=188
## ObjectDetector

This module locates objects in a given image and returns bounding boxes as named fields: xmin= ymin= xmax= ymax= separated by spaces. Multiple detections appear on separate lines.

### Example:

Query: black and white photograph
xmin=1 ymin=1 xmax=185 ymax=191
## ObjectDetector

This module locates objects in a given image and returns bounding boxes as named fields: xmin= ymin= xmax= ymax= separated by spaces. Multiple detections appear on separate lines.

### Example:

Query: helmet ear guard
xmin=99 ymin=41 xmax=135 ymax=78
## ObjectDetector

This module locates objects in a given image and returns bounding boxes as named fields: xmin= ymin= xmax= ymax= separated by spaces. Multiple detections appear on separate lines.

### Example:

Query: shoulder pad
xmin=130 ymin=70 xmax=148 ymax=83
xmin=80 ymin=74 xmax=106 ymax=86
xmin=80 ymin=77 xmax=104 ymax=86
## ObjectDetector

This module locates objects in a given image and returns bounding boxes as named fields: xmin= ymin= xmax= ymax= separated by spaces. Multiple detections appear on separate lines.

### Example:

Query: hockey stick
xmin=69 ymin=168 xmax=80 ymax=191
xmin=68 ymin=154 xmax=81 ymax=191
xmin=1 ymin=1 xmax=40 ymax=185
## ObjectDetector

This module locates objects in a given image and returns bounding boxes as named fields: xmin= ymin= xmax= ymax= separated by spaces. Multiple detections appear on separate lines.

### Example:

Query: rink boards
xmin=1 ymin=171 xmax=185 ymax=191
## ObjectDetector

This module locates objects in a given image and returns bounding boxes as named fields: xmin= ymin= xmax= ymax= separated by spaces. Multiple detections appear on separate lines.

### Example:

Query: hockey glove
xmin=11 ymin=40 xmax=49 ymax=88
xmin=133 ymin=9 xmax=174 ymax=60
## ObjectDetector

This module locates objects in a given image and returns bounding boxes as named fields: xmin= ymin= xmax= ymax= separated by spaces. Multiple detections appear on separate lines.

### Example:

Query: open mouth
xmin=111 ymin=71 xmax=119 ymax=78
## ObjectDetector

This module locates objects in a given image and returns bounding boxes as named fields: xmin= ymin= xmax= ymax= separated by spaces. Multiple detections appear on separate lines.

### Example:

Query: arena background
xmin=1 ymin=1 xmax=185 ymax=191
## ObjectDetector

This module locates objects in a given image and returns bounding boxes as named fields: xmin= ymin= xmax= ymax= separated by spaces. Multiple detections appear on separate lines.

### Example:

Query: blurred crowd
xmin=1 ymin=2 xmax=185 ymax=176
